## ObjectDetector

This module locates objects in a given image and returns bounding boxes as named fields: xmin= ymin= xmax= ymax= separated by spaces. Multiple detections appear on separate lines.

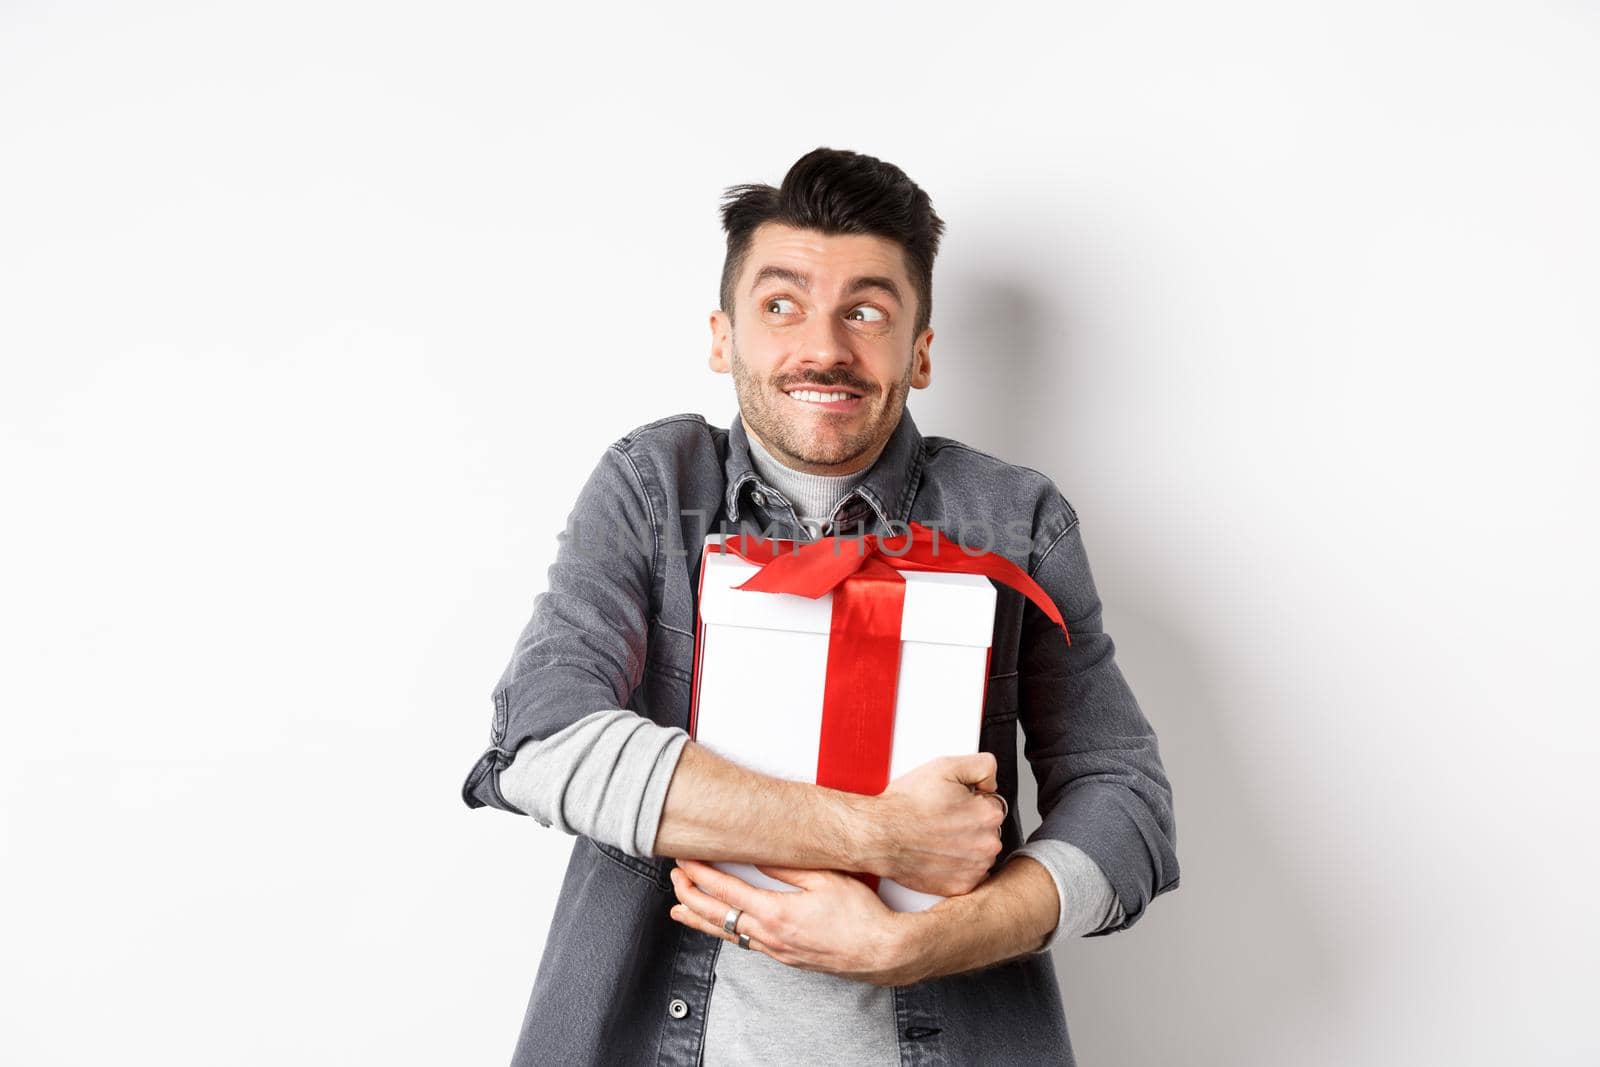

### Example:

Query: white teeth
xmin=787 ymin=389 xmax=854 ymax=404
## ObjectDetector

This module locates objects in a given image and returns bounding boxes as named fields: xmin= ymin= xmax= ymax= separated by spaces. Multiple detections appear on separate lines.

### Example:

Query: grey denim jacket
xmin=460 ymin=407 xmax=1180 ymax=1066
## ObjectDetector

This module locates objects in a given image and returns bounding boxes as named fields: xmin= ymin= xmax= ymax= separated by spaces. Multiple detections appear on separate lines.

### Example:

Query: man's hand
xmin=668 ymin=859 xmax=928 ymax=987
xmin=669 ymin=853 xmax=1063 ymax=988
xmin=867 ymin=752 xmax=1006 ymax=896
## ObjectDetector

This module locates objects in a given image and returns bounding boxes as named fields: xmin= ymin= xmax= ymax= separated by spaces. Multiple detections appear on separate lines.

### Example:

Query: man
xmin=460 ymin=147 xmax=1179 ymax=1066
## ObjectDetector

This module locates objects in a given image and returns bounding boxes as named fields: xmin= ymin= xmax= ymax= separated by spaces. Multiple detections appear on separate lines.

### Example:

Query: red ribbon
xmin=713 ymin=520 xmax=1071 ymax=809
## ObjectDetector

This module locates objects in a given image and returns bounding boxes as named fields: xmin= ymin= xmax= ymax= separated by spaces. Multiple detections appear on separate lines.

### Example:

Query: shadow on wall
xmin=942 ymin=270 xmax=1355 ymax=1065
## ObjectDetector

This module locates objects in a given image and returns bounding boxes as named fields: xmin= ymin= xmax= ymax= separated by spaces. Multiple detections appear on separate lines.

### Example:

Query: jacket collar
xmin=723 ymin=406 xmax=925 ymax=532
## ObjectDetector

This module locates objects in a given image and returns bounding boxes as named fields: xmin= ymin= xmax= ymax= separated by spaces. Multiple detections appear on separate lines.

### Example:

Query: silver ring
xmin=737 ymin=933 xmax=751 ymax=950
xmin=723 ymin=906 xmax=742 ymax=935
xmin=984 ymin=791 xmax=1009 ymax=820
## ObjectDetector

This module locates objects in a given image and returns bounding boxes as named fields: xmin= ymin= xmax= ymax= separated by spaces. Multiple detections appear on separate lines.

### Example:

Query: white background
xmin=3 ymin=2 xmax=1596 ymax=1064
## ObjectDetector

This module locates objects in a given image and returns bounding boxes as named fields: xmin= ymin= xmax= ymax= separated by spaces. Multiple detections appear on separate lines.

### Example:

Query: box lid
xmin=698 ymin=534 xmax=997 ymax=648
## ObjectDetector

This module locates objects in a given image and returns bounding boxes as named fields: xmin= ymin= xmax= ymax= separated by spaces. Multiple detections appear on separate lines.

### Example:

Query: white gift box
xmin=689 ymin=533 xmax=998 ymax=912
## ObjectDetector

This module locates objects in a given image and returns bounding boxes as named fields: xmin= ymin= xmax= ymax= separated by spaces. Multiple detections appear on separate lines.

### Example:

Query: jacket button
xmin=667 ymin=997 xmax=690 ymax=1020
xmin=750 ymin=491 xmax=767 ymax=507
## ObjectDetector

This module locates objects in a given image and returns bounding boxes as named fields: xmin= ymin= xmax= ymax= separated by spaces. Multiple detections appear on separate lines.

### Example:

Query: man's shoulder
xmin=610 ymin=411 xmax=727 ymax=453
xmin=920 ymin=433 xmax=1080 ymax=565
xmin=602 ymin=412 xmax=729 ymax=497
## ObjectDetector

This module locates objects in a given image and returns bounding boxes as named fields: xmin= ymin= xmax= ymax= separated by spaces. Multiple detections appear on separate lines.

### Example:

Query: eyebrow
xmin=748 ymin=265 xmax=903 ymax=306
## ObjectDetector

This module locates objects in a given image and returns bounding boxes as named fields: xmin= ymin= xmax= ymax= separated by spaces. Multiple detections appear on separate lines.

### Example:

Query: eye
xmin=848 ymin=304 xmax=887 ymax=323
xmin=764 ymin=297 xmax=799 ymax=315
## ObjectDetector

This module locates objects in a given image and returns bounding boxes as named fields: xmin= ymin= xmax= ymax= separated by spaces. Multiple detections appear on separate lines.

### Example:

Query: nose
xmin=795 ymin=308 xmax=856 ymax=371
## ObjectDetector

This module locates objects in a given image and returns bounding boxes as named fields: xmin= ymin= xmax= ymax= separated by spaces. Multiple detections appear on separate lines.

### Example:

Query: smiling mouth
xmin=783 ymin=387 xmax=865 ymax=409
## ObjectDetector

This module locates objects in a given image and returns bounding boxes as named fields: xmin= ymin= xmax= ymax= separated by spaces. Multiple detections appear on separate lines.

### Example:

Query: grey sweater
xmin=498 ymin=431 xmax=1122 ymax=1063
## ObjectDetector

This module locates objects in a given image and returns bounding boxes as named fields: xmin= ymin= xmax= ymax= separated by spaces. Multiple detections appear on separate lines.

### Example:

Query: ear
xmin=708 ymin=310 xmax=732 ymax=374
xmin=910 ymin=327 xmax=934 ymax=389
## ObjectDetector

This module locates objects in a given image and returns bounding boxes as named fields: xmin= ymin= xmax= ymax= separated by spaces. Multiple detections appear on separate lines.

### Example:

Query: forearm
xmin=652 ymin=741 xmax=881 ymax=871
xmin=898 ymin=853 xmax=1060 ymax=981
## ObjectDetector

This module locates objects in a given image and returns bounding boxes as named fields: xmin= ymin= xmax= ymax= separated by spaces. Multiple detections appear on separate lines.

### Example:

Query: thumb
xmin=950 ymin=751 xmax=999 ymax=793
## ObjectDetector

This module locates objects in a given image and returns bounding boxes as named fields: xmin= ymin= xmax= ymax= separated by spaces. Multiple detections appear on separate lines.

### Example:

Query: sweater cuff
xmin=635 ymin=731 xmax=690 ymax=857
xmin=1008 ymin=838 xmax=1125 ymax=952
xmin=497 ymin=709 xmax=689 ymax=857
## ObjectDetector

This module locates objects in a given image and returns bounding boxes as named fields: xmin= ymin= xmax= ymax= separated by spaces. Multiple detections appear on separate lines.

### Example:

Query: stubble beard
xmin=729 ymin=334 xmax=914 ymax=471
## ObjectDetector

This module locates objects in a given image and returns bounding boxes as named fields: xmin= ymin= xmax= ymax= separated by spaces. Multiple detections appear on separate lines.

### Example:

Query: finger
xmin=668 ymin=865 xmax=694 ymax=906
xmin=977 ymin=790 xmax=1008 ymax=823
xmin=952 ymin=751 xmax=998 ymax=792
xmin=670 ymin=866 xmax=766 ymax=933
xmin=675 ymin=859 xmax=786 ymax=913
xmin=668 ymin=902 xmax=770 ymax=956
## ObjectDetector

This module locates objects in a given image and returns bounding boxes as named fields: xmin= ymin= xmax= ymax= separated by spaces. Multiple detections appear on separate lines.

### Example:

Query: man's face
xmin=709 ymin=222 xmax=933 ymax=476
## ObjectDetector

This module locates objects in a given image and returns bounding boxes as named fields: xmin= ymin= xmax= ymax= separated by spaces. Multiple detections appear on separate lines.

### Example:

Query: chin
xmin=802 ymin=437 xmax=876 ymax=468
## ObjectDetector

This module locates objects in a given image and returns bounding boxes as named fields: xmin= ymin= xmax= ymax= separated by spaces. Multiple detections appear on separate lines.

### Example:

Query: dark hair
xmin=718 ymin=147 xmax=946 ymax=339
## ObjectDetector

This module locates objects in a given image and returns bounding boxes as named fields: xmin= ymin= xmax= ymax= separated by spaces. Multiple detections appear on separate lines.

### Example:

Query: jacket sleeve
xmin=459 ymin=442 xmax=660 ymax=814
xmin=1017 ymin=504 xmax=1180 ymax=935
